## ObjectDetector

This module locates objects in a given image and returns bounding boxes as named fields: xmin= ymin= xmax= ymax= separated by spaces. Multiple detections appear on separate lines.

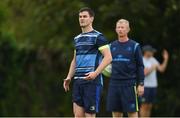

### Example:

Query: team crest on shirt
xmin=112 ymin=47 xmax=116 ymax=51
xmin=90 ymin=106 xmax=95 ymax=111
xmin=126 ymin=47 xmax=132 ymax=51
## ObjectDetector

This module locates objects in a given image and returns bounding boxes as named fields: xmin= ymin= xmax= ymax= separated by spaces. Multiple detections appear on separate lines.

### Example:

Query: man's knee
xmin=128 ymin=112 xmax=138 ymax=117
xmin=73 ymin=109 xmax=85 ymax=117
xmin=73 ymin=103 xmax=85 ymax=117
xmin=85 ymin=112 xmax=96 ymax=118
xmin=112 ymin=112 xmax=123 ymax=117
xmin=141 ymin=103 xmax=152 ymax=111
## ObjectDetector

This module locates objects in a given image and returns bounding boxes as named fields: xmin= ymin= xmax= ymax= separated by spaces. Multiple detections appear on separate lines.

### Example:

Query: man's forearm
xmin=158 ymin=59 xmax=168 ymax=72
xmin=95 ymin=55 xmax=112 ymax=76
xmin=66 ymin=59 xmax=76 ymax=79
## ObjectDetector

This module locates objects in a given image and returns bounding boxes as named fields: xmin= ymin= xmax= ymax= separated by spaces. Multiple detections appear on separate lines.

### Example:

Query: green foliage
xmin=0 ymin=0 xmax=180 ymax=116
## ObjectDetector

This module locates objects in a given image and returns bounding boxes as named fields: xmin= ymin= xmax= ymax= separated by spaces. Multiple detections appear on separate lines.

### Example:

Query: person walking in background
xmin=139 ymin=45 xmax=169 ymax=117
xmin=63 ymin=7 xmax=112 ymax=117
xmin=106 ymin=19 xmax=144 ymax=117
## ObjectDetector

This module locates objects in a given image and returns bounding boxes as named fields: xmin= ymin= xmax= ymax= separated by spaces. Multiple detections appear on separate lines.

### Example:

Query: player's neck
xmin=118 ymin=36 xmax=129 ymax=42
xmin=81 ymin=25 xmax=94 ymax=33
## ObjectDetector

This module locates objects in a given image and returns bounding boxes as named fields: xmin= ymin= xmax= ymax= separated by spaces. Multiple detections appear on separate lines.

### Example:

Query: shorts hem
xmin=73 ymin=101 xmax=83 ymax=108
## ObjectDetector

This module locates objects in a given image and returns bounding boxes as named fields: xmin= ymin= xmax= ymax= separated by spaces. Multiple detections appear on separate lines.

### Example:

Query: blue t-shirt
xmin=110 ymin=39 xmax=144 ymax=86
xmin=74 ymin=30 xmax=108 ymax=85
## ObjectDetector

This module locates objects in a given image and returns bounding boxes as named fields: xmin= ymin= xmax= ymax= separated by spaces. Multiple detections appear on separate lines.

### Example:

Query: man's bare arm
xmin=95 ymin=45 xmax=112 ymax=75
xmin=85 ymin=45 xmax=112 ymax=80
xmin=66 ymin=51 xmax=76 ymax=79
xmin=157 ymin=49 xmax=169 ymax=73
xmin=63 ymin=51 xmax=76 ymax=92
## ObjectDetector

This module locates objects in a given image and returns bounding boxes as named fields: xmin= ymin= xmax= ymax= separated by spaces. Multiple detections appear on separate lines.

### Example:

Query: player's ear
xmin=90 ymin=16 xmax=94 ymax=22
xmin=115 ymin=24 xmax=117 ymax=31
xmin=115 ymin=27 xmax=118 ymax=34
xmin=127 ymin=27 xmax=130 ymax=33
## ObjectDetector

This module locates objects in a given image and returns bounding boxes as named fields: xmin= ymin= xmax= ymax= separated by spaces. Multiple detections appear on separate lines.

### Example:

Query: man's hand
xmin=137 ymin=85 xmax=144 ymax=96
xmin=63 ymin=78 xmax=71 ymax=92
xmin=162 ymin=49 xmax=169 ymax=61
xmin=84 ymin=72 xmax=98 ymax=80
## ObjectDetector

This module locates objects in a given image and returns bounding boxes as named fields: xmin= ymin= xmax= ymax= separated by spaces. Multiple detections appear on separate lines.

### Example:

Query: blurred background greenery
xmin=0 ymin=0 xmax=180 ymax=116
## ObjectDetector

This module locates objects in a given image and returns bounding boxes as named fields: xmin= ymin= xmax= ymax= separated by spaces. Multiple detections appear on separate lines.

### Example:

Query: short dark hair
xmin=79 ymin=7 xmax=95 ymax=17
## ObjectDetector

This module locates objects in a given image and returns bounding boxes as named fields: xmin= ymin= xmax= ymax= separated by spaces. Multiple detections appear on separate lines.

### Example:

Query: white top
xmin=143 ymin=57 xmax=159 ymax=88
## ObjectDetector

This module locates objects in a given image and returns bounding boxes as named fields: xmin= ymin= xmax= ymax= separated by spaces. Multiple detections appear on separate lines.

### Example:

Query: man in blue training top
xmin=106 ymin=19 xmax=144 ymax=117
xmin=63 ymin=7 xmax=112 ymax=117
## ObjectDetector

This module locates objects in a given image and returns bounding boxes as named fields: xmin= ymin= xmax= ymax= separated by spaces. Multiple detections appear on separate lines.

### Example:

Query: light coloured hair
xmin=116 ymin=19 xmax=130 ymax=30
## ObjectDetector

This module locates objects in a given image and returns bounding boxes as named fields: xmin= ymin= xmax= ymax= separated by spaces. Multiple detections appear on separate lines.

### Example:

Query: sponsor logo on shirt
xmin=113 ymin=54 xmax=130 ymax=62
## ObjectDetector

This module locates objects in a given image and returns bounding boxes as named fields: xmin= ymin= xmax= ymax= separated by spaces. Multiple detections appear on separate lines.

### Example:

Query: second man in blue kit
xmin=107 ymin=19 xmax=145 ymax=117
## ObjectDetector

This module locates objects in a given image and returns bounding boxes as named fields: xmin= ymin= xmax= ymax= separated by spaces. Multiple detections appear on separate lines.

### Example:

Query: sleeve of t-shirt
xmin=152 ymin=57 xmax=160 ymax=66
xmin=135 ymin=44 xmax=145 ymax=85
xmin=96 ymin=34 xmax=109 ymax=51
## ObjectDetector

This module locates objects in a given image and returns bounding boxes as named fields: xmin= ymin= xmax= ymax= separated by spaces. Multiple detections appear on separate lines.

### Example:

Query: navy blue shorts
xmin=72 ymin=80 xmax=102 ymax=113
xmin=107 ymin=85 xmax=139 ymax=112
xmin=139 ymin=87 xmax=157 ymax=104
